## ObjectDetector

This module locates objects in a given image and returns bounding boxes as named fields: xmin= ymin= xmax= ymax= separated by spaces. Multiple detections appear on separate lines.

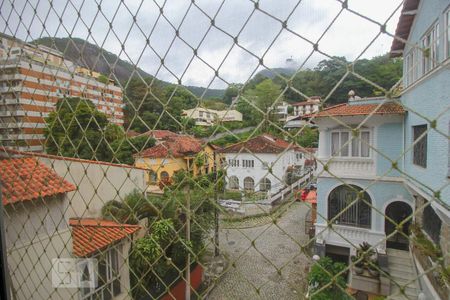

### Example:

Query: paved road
xmin=207 ymin=202 xmax=312 ymax=300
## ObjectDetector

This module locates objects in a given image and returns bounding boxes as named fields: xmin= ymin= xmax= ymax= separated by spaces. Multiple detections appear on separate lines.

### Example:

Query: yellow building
xmin=134 ymin=135 xmax=220 ymax=192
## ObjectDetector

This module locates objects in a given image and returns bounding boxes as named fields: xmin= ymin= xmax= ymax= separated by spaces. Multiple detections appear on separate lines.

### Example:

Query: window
xmin=328 ymin=185 xmax=371 ymax=228
xmin=405 ymin=50 xmax=417 ymax=86
xmin=243 ymin=177 xmax=254 ymax=192
xmin=421 ymin=22 xmax=439 ymax=74
xmin=243 ymin=159 xmax=254 ymax=168
xmin=229 ymin=176 xmax=239 ymax=189
xmin=423 ymin=204 xmax=441 ymax=244
xmin=447 ymin=9 xmax=450 ymax=58
xmin=331 ymin=130 xmax=370 ymax=158
xmin=228 ymin=159 xmax=239 ymax=167
xmin=296 ymin=153 xmax=303 ymax=160
xmin=81 ymin=245 xmax=122 ymax=300
xmin=160 ymin=171 xmax=169 ymax=179
xmin=413 ymin=125 xmax=427 ymax=168
xmin=148 ymin=171 xmax=157 ymax=183
xmin=259 ymin=178 xmax=271 ymax=192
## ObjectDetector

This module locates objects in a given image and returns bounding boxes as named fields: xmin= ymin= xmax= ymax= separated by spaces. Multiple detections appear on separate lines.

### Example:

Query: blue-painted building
xmin=313 ymin=0 xmax=449 ymax=298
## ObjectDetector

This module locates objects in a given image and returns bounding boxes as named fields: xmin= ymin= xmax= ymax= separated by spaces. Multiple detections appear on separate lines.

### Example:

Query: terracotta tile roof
xmin=0 ymin=147 xmax=149 ymax=171
xmin=138 ymin=130 xmax=178 ymax=140
xmin=218 ymin=134 xmax=298 ymax=154
xmin=70 ymin=218 xmax=140 ymax=257
xmin=0 ymin=157 xmax=76 ymax=205
xmin=390 ymin=0 xmax=420 ymax=57
xmin=313 ymin=102 xmax=405 ymax=118
xmin=136 ymin=135 xmax=203 ymax=158
xmin=126 ymin=130 xmax=140 ymax=137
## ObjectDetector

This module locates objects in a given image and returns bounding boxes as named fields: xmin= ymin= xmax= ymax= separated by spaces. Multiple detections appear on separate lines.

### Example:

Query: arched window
xmin=229 ymin=176 xmax=239 ymax=190
xmin=260 ymin=178 xmax=271 ymax=192
xmin=160 ymin=171 xmax=169 ymax=180
xmin=243 ymin=177 xmax=254 ymax=192
xmin=149 ymin=171 xmax=157 ymax=183
xmin=328 ymin=185 xmax=371 ymax=228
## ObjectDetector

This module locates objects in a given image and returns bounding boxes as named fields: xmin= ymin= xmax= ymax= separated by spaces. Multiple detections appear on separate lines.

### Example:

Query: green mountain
xmin=32 ymin=37 xmax=225 ymax=99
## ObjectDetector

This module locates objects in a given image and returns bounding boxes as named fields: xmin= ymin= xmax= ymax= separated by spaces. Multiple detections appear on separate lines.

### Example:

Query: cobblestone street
xmin=207 ymin=202 xmax=313 ymax=300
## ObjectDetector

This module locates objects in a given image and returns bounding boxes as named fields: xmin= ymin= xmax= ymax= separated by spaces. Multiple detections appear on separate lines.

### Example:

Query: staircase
xmin=387 ymin=249 xmax=421 ymax=300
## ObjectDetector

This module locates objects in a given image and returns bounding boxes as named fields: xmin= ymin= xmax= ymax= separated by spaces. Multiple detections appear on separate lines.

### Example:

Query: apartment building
xmin=292 ymin=96 xmax=320 ymax=117
xmin=182 ymin=107 xmax=242 ymax=126
xmin=0 ymin=33 xmax=124 ymax=152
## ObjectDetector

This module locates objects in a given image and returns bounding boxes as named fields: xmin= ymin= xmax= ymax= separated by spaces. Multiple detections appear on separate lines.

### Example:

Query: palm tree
xmin=101 ymin=190 xmax=159 ymax=224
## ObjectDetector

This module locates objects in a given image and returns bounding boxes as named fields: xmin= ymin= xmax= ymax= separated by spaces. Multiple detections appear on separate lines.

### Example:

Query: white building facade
xmin=219 ymin=134 xmax=307 ymax=195
xmin=182 ymin=107 xmax=242 ymax=126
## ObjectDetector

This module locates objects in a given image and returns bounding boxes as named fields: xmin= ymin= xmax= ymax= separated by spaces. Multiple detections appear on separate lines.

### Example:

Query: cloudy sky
xmin=1 ymin=0 xmax=403 ymax=89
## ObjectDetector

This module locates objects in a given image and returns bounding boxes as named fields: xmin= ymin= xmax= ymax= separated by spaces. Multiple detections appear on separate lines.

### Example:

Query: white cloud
xmin=0 ymin=0 xmax=403 ymax=88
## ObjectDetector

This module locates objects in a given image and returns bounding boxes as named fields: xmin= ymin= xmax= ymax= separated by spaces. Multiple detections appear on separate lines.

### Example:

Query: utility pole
xmin=214 ymin=170 xmax=220 ymax=257
xmin=185 ymin=184 xmax=191 ymax=300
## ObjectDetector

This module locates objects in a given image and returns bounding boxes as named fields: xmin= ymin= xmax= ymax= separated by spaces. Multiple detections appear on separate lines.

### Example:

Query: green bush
xmin=308 ymin=256 xmax=351 ymax=300
xmin=222 ymin=190 xmax=242 ymax=200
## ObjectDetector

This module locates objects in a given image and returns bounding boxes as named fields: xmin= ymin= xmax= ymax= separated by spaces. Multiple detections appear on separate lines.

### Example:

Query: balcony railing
xmin=315 ymin=223 xmax=386 ymax=254
xmin=318 ymin=157 xmax=375 ymax=178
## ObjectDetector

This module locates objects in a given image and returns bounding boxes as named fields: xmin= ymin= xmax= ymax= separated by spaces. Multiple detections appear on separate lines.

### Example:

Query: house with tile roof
xmin=69 ymin=218 xmax=141 ymax=300
xmin=0 ymin=156 xmax=142 ymax=300
xmin=134 ymin=135 xmax=219 ymax=192
xmin=389 ymin=0 xmax=449 ymax=298
xmin=218 ymin=134 xmax=310 ymax=195
xmin=314 ymin=1 xmax=450 ymax=298
xmin=312 ymin=95 xmax=417 ymax=297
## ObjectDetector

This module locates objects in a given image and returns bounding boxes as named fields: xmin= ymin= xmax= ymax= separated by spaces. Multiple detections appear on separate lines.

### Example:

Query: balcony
xmin=318 ymin=157 xmax=375 ymax=178
xmin=315 ymin=223 xmax=386 ymax=254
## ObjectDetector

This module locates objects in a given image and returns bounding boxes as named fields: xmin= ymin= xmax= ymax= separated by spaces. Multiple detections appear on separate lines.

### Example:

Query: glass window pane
xmin=361 ymin=132 xmax=370 ymax=157
xmin=340 ymin=132 xmax=349 ymax=156
xmin=331 ymin=132 xmax=339 ymax=155
xmin=447 ymin=10 xmax=450 ymax=57
xmin=351 ymin=136 xmax=360 ymax=157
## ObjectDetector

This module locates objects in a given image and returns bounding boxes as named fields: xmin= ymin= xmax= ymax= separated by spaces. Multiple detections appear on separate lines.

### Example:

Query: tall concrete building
xmin=0 ymin=33 xmax=124 ymax=151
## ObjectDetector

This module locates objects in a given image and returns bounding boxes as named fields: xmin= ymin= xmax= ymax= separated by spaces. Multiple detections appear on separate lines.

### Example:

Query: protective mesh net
xmin=0 ymin=0 xmax=449 ymax=299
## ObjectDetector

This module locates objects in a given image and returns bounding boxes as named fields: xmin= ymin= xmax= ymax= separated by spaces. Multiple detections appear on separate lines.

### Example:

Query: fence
xmin=0 ymin=0 xmax=449 ymax=299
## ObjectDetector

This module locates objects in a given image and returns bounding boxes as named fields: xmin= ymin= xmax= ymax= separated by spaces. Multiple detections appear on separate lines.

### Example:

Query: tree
xmin=308 ymin=256 xmax=351 ymax=300
xmin=222 ymin=83 xmax=241 ymax=104
xmin=294 ymin=126 xmax=319 ymax=148
xmin=239 ymin=79 xmax=284 ymax=127
xmin=44 ymin=97 xmax=110 ymax=160
xmin=108 ymin=135 xmax=156 ymax=165
xmin=97 ymin=74 xmax=110 ymax=84
xmin=101 ymin=190 xmax=159 ymax=224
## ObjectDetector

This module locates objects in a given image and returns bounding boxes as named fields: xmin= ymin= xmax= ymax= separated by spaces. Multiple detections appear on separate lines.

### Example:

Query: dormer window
xmin=331 ymin=130 xmax=370 ymax=158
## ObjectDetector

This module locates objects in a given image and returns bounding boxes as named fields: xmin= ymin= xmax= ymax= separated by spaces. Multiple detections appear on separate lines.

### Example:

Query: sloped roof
xmin=136 ymin=135 xmax=203 ymax=158
xmin=390 ymin=0 xmax=420 ymax=57
xmin=0 ymin=157 xmax=76 ymax=205
xmin=218 ymin=134 xmax=298 ymax=154
xmin=137 ymin=130 xmax=178 ymax=140
xmin=313 ymin=102 xmax=405 ymax=118
xmin=70 ymin=218 xmax=140 ymax=257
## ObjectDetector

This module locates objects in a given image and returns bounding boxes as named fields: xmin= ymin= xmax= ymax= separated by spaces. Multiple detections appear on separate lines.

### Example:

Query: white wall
xmin=38 ymin=157 xmax=147 ymax=219
xmin=224 ymin=150 xmax=305 ymax=194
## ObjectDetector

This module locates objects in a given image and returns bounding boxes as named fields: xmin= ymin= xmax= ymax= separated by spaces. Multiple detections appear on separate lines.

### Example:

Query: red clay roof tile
xmin=219 ymin=134 xmax=300 ymax=154
xmin=313 ymin=102 xmax=405 ymax=118
xmin=0 ymin=157 xmax=76 ymax=205
xmin=70 ymin=218 xmax=140 ymax=257
xmin=136 ymin=135 xmax=203 ymax=158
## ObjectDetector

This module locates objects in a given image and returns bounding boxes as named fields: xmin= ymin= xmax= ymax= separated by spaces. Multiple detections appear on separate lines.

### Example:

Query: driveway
xmin=207 ymin=202 xmax=312 ymax=300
